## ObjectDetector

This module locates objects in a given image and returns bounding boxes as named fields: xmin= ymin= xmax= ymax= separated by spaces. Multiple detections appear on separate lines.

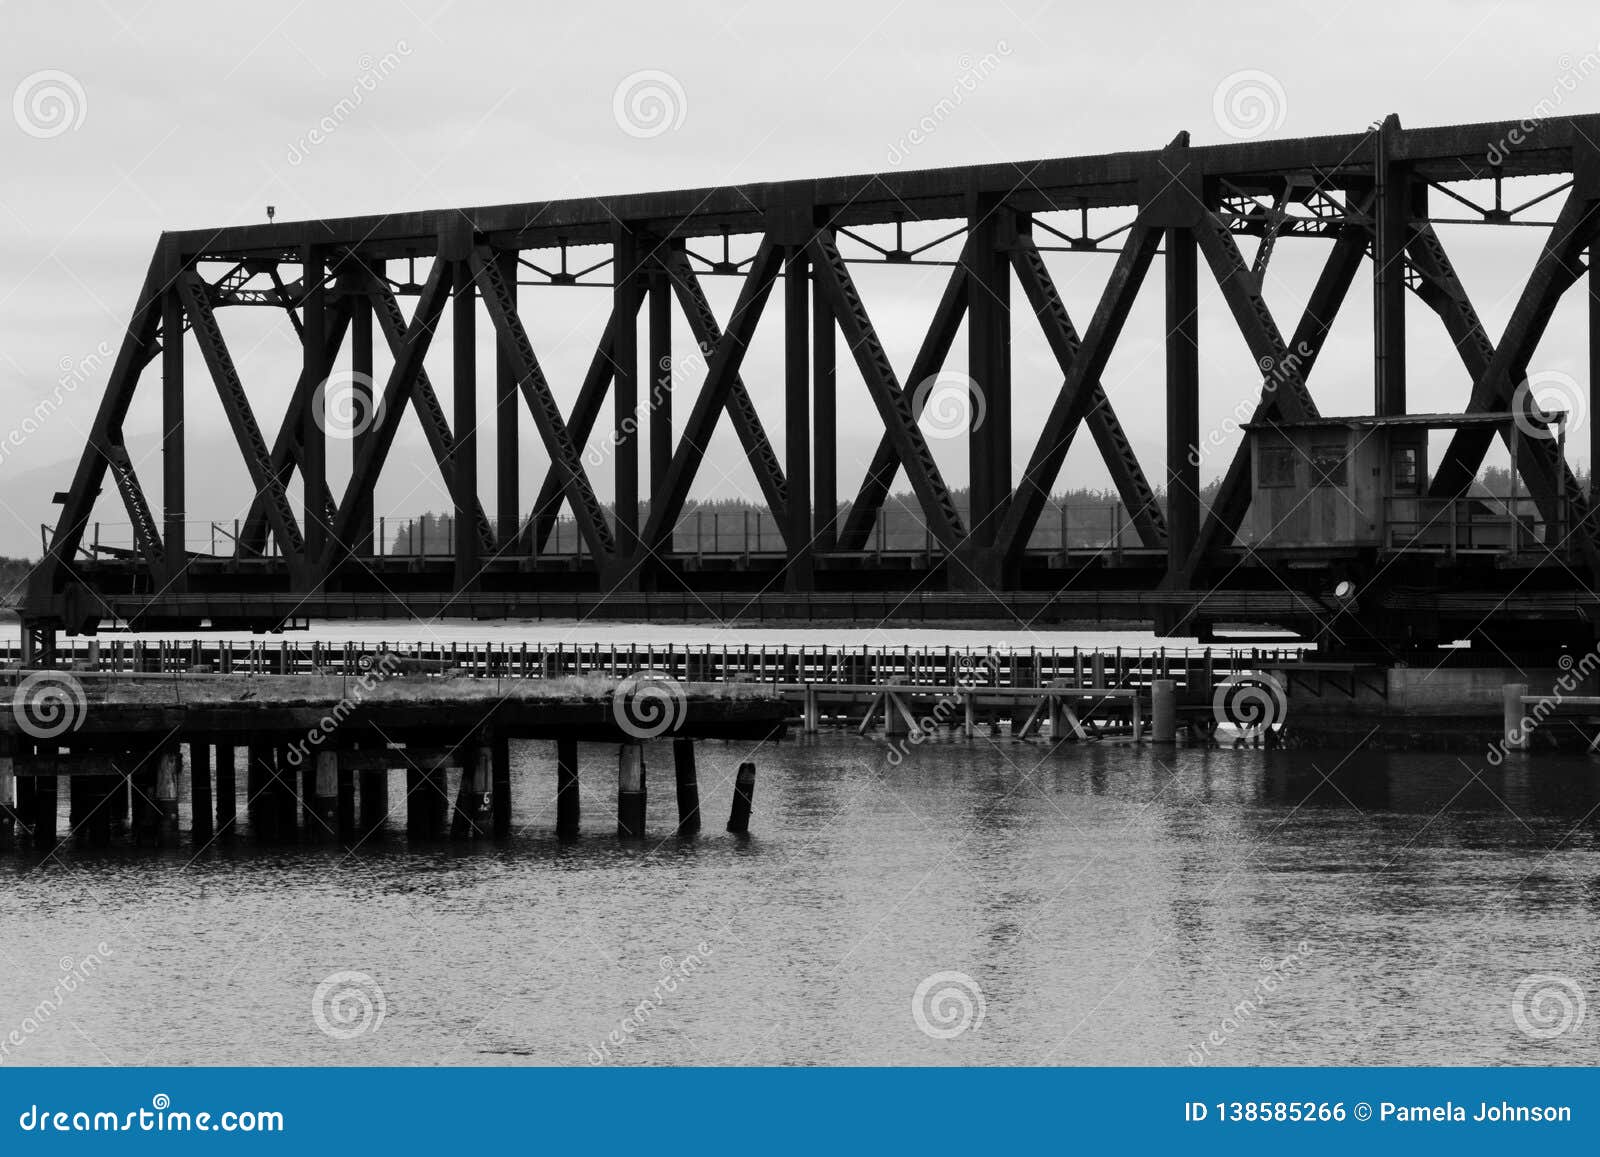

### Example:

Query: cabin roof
xmin=1242 ymin=411 xmax=1564 ymax=432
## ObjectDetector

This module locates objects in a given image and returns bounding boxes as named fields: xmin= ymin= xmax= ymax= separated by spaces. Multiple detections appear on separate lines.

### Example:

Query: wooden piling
xmin=1503 ymin=683 xmax=1530 ymax=751
xmin=491 ymin=737 xmax=511 ymax=839
xmin=31 ymin=773 xmax=58 ymax=849
xmin=189 ymin=741 xmax=213 ymax=843
xmin=69 ymin=774 xmax=97 ymax=848
xmin=405 ymin=766 xmax=424 ymax=839
xmin=215 ymin=744 xmax=236 ymax=836
xmin=272 ymin=747 xmax=299 ymax=841
xmin=311 ymin=750 xmax=339 ymax=838
xmin=337 ymin=761 xmax=356 ymax=838
xmin=617 ymin=743 xmax=646 ymax=838
xmin=556 ymin=737 xmax=580 ymax=838
xmin=1151 ymin=679 xmax=1177 ymax=745
xmin=155 ymin=748 xmax=180 ymax=845
xmin=803 ymin=686 xmax=819 ymax=734
xmin=726 ymin=761 xmax=756 ymax=834
xmin=0 ymin=741 xmax=13 ymax=851
xmin=451 ymin=745 xmax=491 ymax=838
xmin=247 ymin=744 xmax=270 ymax=840
xmin=673 ymin=737 xmax=700 ymax=835
xmin=359 ymin=768 xmax=388 ymax=837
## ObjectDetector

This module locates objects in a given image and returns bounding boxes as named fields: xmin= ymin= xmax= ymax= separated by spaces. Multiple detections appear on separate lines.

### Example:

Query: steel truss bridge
xmin=21 ymin=114 xmax=1600 ymax=661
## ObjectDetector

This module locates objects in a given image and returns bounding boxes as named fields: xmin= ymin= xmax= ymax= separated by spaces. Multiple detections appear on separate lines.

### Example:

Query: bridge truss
xmin=21 ymin=114 xmax=1600 ymax=659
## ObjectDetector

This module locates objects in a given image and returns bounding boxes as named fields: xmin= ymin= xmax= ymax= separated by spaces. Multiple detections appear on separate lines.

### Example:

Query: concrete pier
xmin=451 ymin=744 xmax=491 ymax=838
xmin=1503 ymin=682 xmax=1530 ymax=751
xmin=491 ymin=738 xmax=511 ymax=839
xmin=1151 ymin=679 xmax=1177 ymax=745
xmin=359 ymin=768 xmax=387 ymax=837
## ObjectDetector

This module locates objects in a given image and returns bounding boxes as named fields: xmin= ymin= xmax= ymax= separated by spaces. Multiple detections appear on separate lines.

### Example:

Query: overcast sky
xmin=2 ymin=0 xmax=1598 ymax=557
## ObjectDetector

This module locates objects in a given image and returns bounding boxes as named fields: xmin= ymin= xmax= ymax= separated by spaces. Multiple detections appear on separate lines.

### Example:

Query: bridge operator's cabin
xmin=1243 ymin=413 xmax=1565 ymax=554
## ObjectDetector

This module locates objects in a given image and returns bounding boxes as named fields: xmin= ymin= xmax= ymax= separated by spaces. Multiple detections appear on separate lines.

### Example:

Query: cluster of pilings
xmin=0 ymin=734 xmax=758 ymax=852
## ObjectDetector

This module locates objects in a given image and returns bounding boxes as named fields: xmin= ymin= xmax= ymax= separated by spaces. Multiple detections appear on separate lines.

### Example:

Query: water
xmin=4 ymin=735 xmax=1596 ymax=1066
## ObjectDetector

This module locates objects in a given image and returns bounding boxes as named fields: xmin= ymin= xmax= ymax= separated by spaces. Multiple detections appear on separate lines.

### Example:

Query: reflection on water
xmin=2 ymin=736 xmax=1595 ymax=1066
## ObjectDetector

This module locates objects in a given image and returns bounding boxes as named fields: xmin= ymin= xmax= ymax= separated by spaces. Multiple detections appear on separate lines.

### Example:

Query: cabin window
xmin=1309 ymin=437 xmax=1348 ymax=487
xmin=1259 ymin=444 xmax=1296 ymax=487
xmin=1391 ymin=446 xmax=1419 ymax=492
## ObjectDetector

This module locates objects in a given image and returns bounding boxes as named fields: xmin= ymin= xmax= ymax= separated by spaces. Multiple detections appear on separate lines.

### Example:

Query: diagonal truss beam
xmin=1174 ymin=219 xmax=1368 ymax=585
xmin=837 ymin=246 xmax=970 ymax=551
xmin=1406 ymin=217 xmax=1595 ymax=563
xmin=808 ymin=230 xmax=965 ymax=548
xmin=37 ymin=252 xmax=168 ymax=585
xmin=526 ymin=310 xmax=628 ymax=552
xmin=238 ymin=295 xmax=352 ymax=556
xmin=1429 ymin=189 xmax=1600 ymax=502
xmin=472 ymin=248 xmax=616 ymax=560
xmin=656 ymin=246 xmax=790 ymax=540
xmin=329 ymin=259 xmax=452 ymax=554
xmin=1011 ymin=234 xmax=1168 ymax=549
xmin=177 ymin=274 xmax=306 ymax=569
xmin=639 ymin=239 xmax=784 ymax=557
xmin=996 ymin=223 xmax=1161 ymax=563
xmin=366 ymin=275 xmax=495 ymax=555
xmin=1192 ymin=209 xmax=1318 ymax=422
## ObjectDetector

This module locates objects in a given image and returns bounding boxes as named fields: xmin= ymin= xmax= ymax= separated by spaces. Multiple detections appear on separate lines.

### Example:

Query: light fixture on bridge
xmin=266 ymin=205 xmax=276 ymax=223
xmin=1333 ymin=580 xmax=1357 ymax=602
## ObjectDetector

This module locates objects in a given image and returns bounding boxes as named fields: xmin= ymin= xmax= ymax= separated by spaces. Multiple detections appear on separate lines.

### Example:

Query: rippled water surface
xmin=3 ymin=735 xmax=1597 ymax=1066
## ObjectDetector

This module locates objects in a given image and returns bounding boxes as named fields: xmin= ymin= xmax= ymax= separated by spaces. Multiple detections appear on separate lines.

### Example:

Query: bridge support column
xmin=673 ymin=737 xmax=700 ymax=836
xmin=556 ymin=737 xmax=580 ymax=838
xmin=155 ymin=748 xmax=179 ymax=845
xmin=337 ymin=760 xmax=355 ymax=839
xmin=272 ymin=746 xmax=299 ymax=841
xmin=617 ymin=743 xmax=646 ymax=838
xmin=189 ymin=741 xmax=212 ymax=844
xmin=215 ymin=744 xmax=236 ymax=836
xmin=1152 ymin=679 xmax=1177 ymax=745
xmin=726 ymin=761 xmax=756 ymax=835
xmin=491 ymin=737 xmax=511 ymax=839
xmin=802 ymin=686 xmax=819 ymax=734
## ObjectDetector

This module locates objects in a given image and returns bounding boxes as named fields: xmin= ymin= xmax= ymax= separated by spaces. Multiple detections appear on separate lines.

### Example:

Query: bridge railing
xmin=0 ymin=639 xmax=1298 ymax=697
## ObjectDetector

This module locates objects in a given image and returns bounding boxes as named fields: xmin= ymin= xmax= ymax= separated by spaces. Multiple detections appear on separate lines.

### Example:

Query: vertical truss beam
xmin=472 ymin=248 xmax=616 ymax=561
xmin=452 ymin=254 xmax=479 ymax=586
xmin=301 ymin=247 xmax=328 ymax=568
xmin=613 ymin=226 xmax=642 ymax=553
xmin=967 ymin=199 xmax=1013 ymax=547
xmin=1165 ymin=224 xmax=1199 ymax=573
xmin=648 ymin=255 xmax=673 ymax=504
xmin=813 ymin=270 xmax=838 ymax=550
xmin=494 ymin=251 xmax=519 ymax=547
xmin=639 ymin=239 xmax=784 ymax=557
xmin=1372 ymin=115 xmax=1409 ymax=416
xmin=785 ymin=246 xmax=812 ymax=588
xmin=997 ymin=223 xmax=1161 ymax=564
xmin=351 ymin=259 xmax=377 ymax=556
xmin=808 ymin=230 xmax=964 ymax=548
xmin=160 ymin=262 xmax=185 ymax=582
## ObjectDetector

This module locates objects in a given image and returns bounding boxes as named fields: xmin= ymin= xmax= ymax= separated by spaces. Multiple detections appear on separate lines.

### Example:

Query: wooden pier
xmin=0 ymin=670 xmax=784 ymax=852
